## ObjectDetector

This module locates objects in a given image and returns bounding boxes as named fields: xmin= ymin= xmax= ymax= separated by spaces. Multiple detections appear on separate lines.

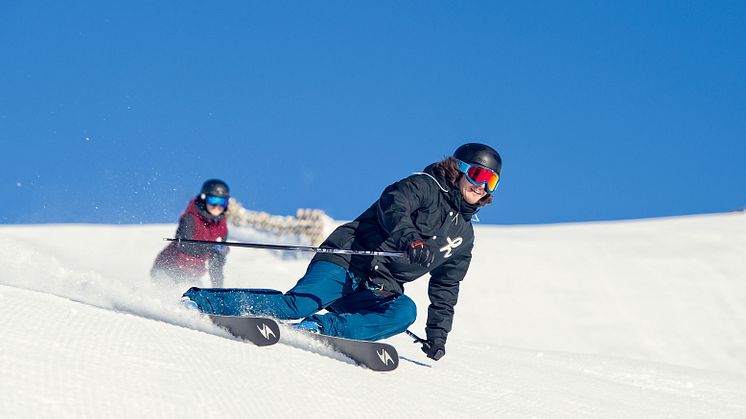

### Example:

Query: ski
xmin=208 ymin=314 xmax=280 ymax=346
xmin=208 ymin=315 xmax=398 ymax=371
xmin=307 ymin=333 xmax=399 ymax=372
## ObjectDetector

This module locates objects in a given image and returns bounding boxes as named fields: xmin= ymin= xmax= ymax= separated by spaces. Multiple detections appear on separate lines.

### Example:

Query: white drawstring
xmin=414 ymin=171 xmax=481 ymax=224
xmin=412 ymin=172 xmax=449 ymax=193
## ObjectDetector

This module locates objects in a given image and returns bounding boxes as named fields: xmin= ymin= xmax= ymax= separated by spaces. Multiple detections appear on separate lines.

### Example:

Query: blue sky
xmin=1 ymin=1 xmax=744 ymax=225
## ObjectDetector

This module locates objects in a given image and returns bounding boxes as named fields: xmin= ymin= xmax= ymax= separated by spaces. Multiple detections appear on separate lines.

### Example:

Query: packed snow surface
xmin=1 ymin=212 xmax=745 ymax=418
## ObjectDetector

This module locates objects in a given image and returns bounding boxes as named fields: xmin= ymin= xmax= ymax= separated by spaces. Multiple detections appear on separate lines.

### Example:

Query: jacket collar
xmin=188 ymin=197 xmax=225 ymax=224
xmin=422 ymin=164 xmax=479 ymax=221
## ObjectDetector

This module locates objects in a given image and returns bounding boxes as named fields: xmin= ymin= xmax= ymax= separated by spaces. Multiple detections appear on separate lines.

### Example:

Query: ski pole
xmin=164 ymin=238 xmax=405 ymax=258
xmin=406 ymin=329 xmax=430 ymax=348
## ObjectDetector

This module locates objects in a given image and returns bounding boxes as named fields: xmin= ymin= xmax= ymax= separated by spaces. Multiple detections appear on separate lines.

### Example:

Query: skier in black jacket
xmin=183 ymin=143 xmax=502 ymax=361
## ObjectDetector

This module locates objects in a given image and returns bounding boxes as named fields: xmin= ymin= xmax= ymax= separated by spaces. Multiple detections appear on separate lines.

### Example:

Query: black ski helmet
xmin=200 ymin=179 xmax=230 ymax=199
xmin=453 ymin=143 xmax=502 ymax=175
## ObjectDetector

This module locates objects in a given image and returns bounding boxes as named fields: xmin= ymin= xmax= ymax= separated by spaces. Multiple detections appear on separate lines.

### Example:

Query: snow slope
xmin=1 ymin=213 xmax=745 ymax=418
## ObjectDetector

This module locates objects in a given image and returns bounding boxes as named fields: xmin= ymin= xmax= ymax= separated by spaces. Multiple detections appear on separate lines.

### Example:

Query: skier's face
xmin=206 ymin=203 xmax=226 ymax=216
xmin=459 ymin=175 xmax=486 ymax=205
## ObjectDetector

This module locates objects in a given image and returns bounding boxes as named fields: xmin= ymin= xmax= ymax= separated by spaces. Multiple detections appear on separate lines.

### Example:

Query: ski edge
xmin=308 ymin=333 xmax=400 ymax=372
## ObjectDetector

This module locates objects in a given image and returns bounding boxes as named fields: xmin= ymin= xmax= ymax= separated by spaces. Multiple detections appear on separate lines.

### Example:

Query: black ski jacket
xmin=313 ymin=163 xmax=477 ymax=342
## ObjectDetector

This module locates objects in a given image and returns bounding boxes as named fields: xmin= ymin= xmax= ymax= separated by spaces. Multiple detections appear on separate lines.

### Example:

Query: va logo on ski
xmin=377 ymin=349 xmax=395 ymax=366
xmin=257 ymin=322 xmax=277 ymax=340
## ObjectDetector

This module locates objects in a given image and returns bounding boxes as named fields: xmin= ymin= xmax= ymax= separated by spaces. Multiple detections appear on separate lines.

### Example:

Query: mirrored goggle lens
xmin=206 ymin=195 xmax=228 ymax=207
xmin=466 ymin=165 xmax=499 ymax=192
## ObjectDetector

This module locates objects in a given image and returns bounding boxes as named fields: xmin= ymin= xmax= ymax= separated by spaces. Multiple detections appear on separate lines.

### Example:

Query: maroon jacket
xmin=152 ymin=198 xmax=228 ymax=283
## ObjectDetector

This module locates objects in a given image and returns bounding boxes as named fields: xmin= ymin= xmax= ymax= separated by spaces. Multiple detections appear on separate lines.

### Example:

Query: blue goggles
xmin=456 ymin=159 xmax=500 ymax=193
xmin=205 ymin=195 xmax=229 ymax=207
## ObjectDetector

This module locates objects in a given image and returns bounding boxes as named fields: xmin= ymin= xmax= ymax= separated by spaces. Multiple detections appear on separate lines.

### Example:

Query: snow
xmin=1 ymin=213 xmax=745 ymax=418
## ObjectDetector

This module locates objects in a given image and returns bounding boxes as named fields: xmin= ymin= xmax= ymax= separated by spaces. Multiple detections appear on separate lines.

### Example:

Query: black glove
xmin=407 ymin=240 xmax=435 ymax=267
xmin=421 ymin=338 xmax=446 ymax=361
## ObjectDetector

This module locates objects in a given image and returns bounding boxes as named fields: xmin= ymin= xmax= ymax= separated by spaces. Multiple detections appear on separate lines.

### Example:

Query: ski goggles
xmin=205 ymin=195 xmax=229 ymax=207
xmin=456 ymin=159 xmax=500 ymax=193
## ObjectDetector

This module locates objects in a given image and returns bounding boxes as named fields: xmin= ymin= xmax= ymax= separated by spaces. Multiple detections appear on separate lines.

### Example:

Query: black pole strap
xmin=406 ymin=329 xmax=430 ymax=348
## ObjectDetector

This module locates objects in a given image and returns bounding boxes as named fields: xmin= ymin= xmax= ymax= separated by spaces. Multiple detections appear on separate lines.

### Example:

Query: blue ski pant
xmin=183 ymin=261 xmax=417 ymax=341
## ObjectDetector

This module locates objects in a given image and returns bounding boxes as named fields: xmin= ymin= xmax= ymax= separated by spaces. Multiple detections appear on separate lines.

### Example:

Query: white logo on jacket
xmin=440 ymin=236 xmax=463 ymax=258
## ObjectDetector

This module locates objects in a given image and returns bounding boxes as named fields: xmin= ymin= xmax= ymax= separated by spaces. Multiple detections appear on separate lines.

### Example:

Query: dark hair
xmin=432 ymin=157 xmax=494 ymax=206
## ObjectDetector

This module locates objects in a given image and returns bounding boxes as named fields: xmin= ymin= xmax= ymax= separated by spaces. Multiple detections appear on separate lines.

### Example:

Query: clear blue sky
xmin=1 ymin=1 xmax=744 ymax=225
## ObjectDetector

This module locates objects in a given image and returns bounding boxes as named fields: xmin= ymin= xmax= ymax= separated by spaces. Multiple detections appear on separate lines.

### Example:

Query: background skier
xmin=152 ymin=179 xmax=230 ymax=287
xmin=184 ymin=144 xmax=501 ymax=361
